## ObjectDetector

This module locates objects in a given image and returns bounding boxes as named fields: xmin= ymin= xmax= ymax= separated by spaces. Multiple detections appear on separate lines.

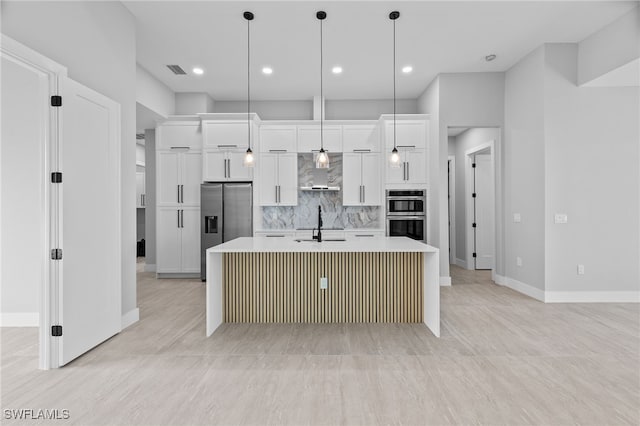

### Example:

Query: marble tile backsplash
xmin=262 ymin=153 xmax=381 ymax=230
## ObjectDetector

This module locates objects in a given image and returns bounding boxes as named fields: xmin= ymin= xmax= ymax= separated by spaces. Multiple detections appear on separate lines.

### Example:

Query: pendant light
xmin=315 ymin=11 xmax=329 ymax=169
xmin=243 ymin=11 xmax=255 ymax=168
xmin=389 ymin=11 xmax=401 ymax=168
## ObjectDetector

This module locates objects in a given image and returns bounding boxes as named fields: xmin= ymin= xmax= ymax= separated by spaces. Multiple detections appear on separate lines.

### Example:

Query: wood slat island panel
xmin=223 ymin=252 xmax=424 ymax=323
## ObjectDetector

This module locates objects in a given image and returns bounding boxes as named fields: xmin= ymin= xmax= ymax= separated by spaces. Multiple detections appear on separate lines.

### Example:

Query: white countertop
xmin=207 ymin=236 xmax=438 ymax=253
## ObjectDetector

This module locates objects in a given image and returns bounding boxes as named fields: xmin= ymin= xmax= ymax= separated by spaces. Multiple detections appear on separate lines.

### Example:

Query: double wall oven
xmin=386 ymin=190 xmax=426 ymax=242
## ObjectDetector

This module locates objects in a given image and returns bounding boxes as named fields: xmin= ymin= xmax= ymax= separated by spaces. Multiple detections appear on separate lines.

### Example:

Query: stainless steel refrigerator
xmin=201 ymin=182 xmax=253 ymax=280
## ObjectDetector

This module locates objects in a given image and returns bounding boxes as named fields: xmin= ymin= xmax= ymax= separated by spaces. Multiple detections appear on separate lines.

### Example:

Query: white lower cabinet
xmin=254 ymin=230 xmax=296 ymax=239
xmin=259 ymin=153 xmax=297 ymax=206
xmin=294 ymin=230 xmax=345 ymax=240
xmin=386 ymin=149 xmax=426 ymax=185
xmin=343 ymin=152 xmax=382 ymax=206
xmin=157 ymin=206 xmax=200 ymax=274
xmin=345 ymin=230 xmax=385 ymax=239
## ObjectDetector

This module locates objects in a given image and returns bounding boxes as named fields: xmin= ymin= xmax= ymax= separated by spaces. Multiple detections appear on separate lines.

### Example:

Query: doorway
xmin=447 ymin=127 xmax=499 ymax=281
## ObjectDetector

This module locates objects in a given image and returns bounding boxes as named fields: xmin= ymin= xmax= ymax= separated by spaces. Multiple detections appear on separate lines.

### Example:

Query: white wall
xmin=544 ymin=43 xmax=640 ymax=293
xmin=213 ymin=99 xmax=418 ymax=120
xmin=137 ymin=64 xmax=175 ymax=118
xmin=578 ymin=6 xmax=640 ymax=86
xmin=2 ymin=1 xmax=138 ymax=317
xmin=418 ymin=73 xmax=505 ymax=282
xmin=504 ymin=46 xmax=547 ymax=291
xmin=326 ymin=99 xmax=418 ymax=120
xmin=451 ymin=128 xmax=500 ymax=263
xmin=214 ymin=100 xmax=312 ymax=119
xmin=175 ymin=92 xmax=215 ymax=115
xmin=416 ymin=77 xmax=441 ymax=278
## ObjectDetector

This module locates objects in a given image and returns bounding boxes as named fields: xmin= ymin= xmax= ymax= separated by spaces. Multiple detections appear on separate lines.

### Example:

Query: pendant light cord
xmin=320 ymin=16 xmax=324 ymax=150
xmin=247 ymin=16 xmax=251 ymax=150
xmin=393 ymin=16 xmax=396 ymax=150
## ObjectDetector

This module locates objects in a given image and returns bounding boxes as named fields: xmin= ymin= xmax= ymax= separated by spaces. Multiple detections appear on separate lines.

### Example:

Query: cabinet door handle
xmin=362 ymin=186 xmax=365 ymax=203
xmin=177 ymin=210 xmax=180 ymax=228
xmin=217 ymin=144 xmax=238 ymax=148
xmin=406 ymin=162 xmax=410 ymax=181
xmin=181 ymin=185 xmax=184 ymax=203
xmin=278 ymin=185 xmax=281 ymax=203
xmin=353 ymin=149 xmax=371 ymax=152
xmin=180 ymin=210 xmax=184 ymax=228
xmin=177 ymin=185 xmax=180 ymax=202
xmin=266 ymin=235 xmax=286 ymax=238
xmin=275 ymin=185 xmax=278 ymax=203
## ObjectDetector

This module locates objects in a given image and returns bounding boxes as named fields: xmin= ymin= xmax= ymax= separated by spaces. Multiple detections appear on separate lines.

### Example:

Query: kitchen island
xmin=205 ymin=236 xmax=440 ymax=337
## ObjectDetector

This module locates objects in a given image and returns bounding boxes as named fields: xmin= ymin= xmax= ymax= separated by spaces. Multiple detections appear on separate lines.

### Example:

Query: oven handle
xmin=386 ymin=196 xmax=425 ymax=200
xmin=387 ymin=215 xmax=426 ymax=220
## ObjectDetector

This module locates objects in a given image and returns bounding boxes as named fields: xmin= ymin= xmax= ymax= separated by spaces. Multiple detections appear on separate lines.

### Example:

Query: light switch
xmin=516 ymin=257 xmax=523 ymax=267
xmin=513 ymin=213 xmax=521 ymax=223
xmin=554 ymin=214 xmax=568 ymax=224
xmin=577 ymin=264 xmax=585 ymax=275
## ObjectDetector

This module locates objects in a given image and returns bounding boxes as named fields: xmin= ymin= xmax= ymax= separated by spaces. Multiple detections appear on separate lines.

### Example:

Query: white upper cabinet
xmin=384 ymin=120 xmax=428 ymax=150
xmin=157 ymin=150 xmax=202 ymax=206
xmin=343 ymin=152 xmax=382 ymax=206
xmin=386 ymin=148 xmax=427 ymax=185
xmin=157 ymin=120 xmax=202 ymax=150
xmin=202 ymin=121 xmax=249 ymax=149
xmin=203 ymin=149 xmax=252 ymax=181
xmin=297 ymin=125 xmax=342 ymax=153
xmin=136 ymin=171 xmax=146 ymax=208
xmin=260 ymin=125 xmax=297 ymax=152
xmin=201 ymin=120 xmax=255 ymax=181
xmin=342 ymin=124 xmax=380 ymax=152
xmin=259 ymin=153 xmax=297 ymax=206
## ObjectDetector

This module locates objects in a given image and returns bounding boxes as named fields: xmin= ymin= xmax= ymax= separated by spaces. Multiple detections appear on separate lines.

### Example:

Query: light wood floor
xmin=2 ymin=261 xmax=638 ymax=425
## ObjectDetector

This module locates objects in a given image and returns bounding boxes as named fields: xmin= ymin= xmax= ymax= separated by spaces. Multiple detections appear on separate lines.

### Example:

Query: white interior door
xmin=58 ymin=77 xmax=121 ymax=366
xmin=474 ymin=154 xmax=494 ymax=270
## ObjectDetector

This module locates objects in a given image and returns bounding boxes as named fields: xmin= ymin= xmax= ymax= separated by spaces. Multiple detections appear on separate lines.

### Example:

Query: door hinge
xmin=50 ymin=248 xmax=63 ymax=260
xmin=51 ymin=95 xmax=62 ymax=107
xmin=51 ymin=172 xmax=62 ymax=183
xmin=51 ymin=325 xmax=62 ymax=336
xmin=472 ymin=253 xmax=477 ymax=258
xmin=472 ymin=223 xmax=477 ymax=228
xmin=472 ymin=163 xmax=476 ymax=168
xmin=472 ymin=193 xmax=476 ymax=198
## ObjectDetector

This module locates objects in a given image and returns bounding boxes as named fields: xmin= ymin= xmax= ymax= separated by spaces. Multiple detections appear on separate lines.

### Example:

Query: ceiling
xmin=448 ymin=127 xmax=468 ymax=137
xmin=124 ymin=1 xmax=636 ymax=101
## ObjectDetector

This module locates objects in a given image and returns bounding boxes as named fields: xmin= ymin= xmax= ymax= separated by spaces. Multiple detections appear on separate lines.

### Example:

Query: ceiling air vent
xmin=166 ymin=65 xmax=187 ymax=75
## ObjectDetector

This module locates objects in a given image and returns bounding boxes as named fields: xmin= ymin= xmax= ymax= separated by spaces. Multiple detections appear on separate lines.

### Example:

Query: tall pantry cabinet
xmin=156 ymin=118 xmax=202 ymax=275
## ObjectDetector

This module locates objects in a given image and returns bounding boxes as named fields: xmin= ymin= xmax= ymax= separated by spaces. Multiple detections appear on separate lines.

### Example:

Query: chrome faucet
xmin=312 ymin=205 xmax=323 ymax=242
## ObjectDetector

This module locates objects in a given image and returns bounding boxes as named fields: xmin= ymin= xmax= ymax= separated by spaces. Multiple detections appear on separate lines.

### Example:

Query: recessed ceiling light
xmin=485 ymin=54 xmax=497 ymax=62
xmin=262 ymin=66 xmax=273 ymax=75
xmin=332 ymin=66 xmax=343 ymax=74
xmin=402 ymin=65 xmax=413 ymax=73
xmin=192 ymin=67 xmax=204 ymax=75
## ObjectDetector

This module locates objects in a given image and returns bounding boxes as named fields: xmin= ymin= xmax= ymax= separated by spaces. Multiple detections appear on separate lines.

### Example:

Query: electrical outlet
xmin=577 ymin=264 xmax=585 ymax=275
xmin=554 ymin=213 xmax=568 ymax=224
xmin=513 ymin=213 xmax=521 ymax=223
xmin=516 ymin=257 xmax=523 ymax=267
xmin=320 ymin=277 xmax=328 ymax=290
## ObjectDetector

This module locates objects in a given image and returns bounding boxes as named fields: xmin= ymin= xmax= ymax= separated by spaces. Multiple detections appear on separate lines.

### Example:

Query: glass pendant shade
xmin=390 ymin=147 xmax=401 ymax=168
xmin=243 ymin=148 xmax=255 ymax=167
xmin=315 ymin=148 xmax=329 ymax=169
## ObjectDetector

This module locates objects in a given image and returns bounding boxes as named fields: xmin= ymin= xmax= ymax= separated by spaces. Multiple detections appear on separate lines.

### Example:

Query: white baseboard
xmin=144 ymin=263 xmax=156 ymax=272
xmin=439 ymin=276 xmax=452 ymax=287
xmin=494 ymin=275 xmax=639 ymax=303
xmin=0 ymin=312 xmax=39 ymax=327
xmin=454 ymin=258 xmax=468 ymax=269
xmin=121 ymin=308 xmax=139 ymax=330
xmin=494 ymin=274 xmax=545 ymax=301
xmin=545 ymin=291 xmax=640 ymax=303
